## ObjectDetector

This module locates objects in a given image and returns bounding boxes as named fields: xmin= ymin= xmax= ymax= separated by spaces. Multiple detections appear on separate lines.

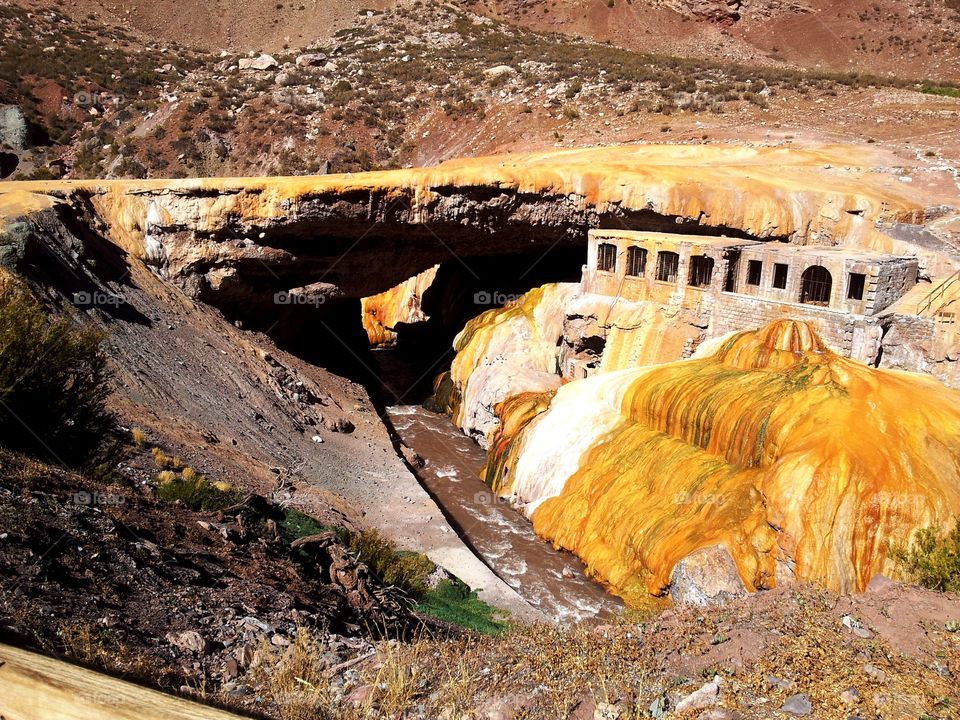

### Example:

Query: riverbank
xmin=386 ymin=405 xmax=624 ymax=623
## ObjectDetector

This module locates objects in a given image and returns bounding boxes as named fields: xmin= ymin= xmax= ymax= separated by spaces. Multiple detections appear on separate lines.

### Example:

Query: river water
xmin=386 ymin=405 xmax=623 ymax=623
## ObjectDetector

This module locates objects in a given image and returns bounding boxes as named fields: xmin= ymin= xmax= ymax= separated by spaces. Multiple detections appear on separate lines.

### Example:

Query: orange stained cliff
xmin=485 ymin=320 xmax=960 ymax=605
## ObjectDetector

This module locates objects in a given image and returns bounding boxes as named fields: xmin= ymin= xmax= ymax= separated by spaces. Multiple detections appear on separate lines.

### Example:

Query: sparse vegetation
xmin=150 ymin=446 xmax=183 ymax=469
xmin=348 ymin=528 xmax=506 ymax=634
xmin=921 ymin=84 xmax=960 ymax=98
xmin=350 ymin=528 xmax=437 ymax=599
xmin=280 ymin=507 xmax=350 ymax=544
xmin=131 ymin=427 xmax=147 ymax=448
xmin=249 ymin=629 xmax=354 ymax=720
xmin=892 ymin=519 xmax=960 ymax=591
xmin=153 ymin=467 xmax=240 ymax=510
xmin=4 ymin=0 xmax=958 ymax=180
xmin=0 ymin=291 xmax=116 ymax=469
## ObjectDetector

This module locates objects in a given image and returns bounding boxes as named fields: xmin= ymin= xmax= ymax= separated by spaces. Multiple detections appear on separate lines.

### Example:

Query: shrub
xmin=891 ymin=519 xmax=960 ymax=592
xmin=151 ymin=446 xmax=179 ymax=468
xmin=0 ymin=292 xmax=115 ymax=468
xmin=921 ymin=84 xmax=960 ymax=98
xmin=350 ymin=528 xmax=436 ymax=598
xmin=154 ymin=469 xmax=240 ymax=511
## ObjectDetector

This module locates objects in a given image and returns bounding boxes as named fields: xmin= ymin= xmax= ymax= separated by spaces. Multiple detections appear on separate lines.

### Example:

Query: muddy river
xmin=386 ymin=404 xmax=622 ymax=623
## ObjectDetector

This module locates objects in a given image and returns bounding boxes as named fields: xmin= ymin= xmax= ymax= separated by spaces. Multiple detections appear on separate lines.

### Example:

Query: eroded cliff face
xmin=434 ymin=283 xmax=577 ymax=446
xmin=481 ymin=320 xmax=960 ymax=605
xmin=361 ymin=265 xmax=439 ymax=347
xmin=0 ymin=143 xmax=936 ymax=312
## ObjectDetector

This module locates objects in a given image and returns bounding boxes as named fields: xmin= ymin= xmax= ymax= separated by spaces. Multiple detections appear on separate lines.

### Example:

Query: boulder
xmin=670 ymin=545 xmax=746 ymax=606
xmin=483 ymin=65 xmax=516 ymax=79
xmin=781 ymin=693 xmax=812 ymax=716
xmin=323 ymin=416 xmax=355 ymax=434
xmin=164 ymin=630 xmax=210 ymax=654
xmin=675 ymin=676 xmax=721 ymax=713
xmin=0 ymin=105 xmax=29 ymax=151
xmin=296 ymin=52 xmax=328 ymax=67
xmin=0 ymin=220 xmax=36 ymax=271
xmin=671 ymin=0 xmax=742 ymax=24
xmin=238 ymin=54 xmax=278 ymax=71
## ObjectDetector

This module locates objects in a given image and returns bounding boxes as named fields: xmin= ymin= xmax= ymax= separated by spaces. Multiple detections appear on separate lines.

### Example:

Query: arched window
xmin=597 ymin=243 xmax=617 ymax=273
xmin=799 ymin=265 xmax=833 ymax=306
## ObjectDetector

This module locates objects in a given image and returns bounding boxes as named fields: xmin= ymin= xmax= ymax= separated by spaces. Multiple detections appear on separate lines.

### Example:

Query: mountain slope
xmin=12 ymin=0 xmax=960 ymax=81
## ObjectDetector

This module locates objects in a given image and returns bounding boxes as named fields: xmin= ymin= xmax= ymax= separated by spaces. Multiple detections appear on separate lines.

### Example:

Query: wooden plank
xmin=0 ymin=642 xmax=250 ymax=720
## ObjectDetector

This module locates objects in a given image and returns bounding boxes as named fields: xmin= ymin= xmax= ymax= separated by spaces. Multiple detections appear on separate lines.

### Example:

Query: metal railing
xmin=917 ymin=268 xmax=960 ymax=316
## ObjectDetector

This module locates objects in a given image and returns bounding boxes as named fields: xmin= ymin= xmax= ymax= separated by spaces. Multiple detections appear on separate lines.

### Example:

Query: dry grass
xmin=153 ymin=466 xmax=239 ymax=510
xmin=131 ymin=427 xmax=147 ymax=448
xmin=56 ymin=621 xmax=155 ymax=679
xmin=234 ymin=585 xmax=960 ymax=718
xmin=150 ymin=446 xmax=182 ymax=469
xmin=367 ymin=640 xmax=431 ymax=716
xmin=248 ymin=631 xmax=359 ymax=720
xmin=745 ymin=595 xmax=956 ymax=718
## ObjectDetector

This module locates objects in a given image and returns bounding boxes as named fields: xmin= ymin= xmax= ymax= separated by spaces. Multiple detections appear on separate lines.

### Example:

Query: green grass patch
xmin=350 ymin=528 xmax=507 ymax=634
xmin=417 ymin=579 xmax=507 ymax=636
xmin=891 ymin=519 xmax=960 ymax=591
xmin=279 ymin=507 xmax=350 ymax=544
xmin=921 ymin=85 xmax=960 ymax=98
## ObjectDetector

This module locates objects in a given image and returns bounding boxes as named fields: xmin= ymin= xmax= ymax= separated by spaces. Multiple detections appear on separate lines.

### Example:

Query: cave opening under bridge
xmin=262 ymin=244 xmax=587 ymax=406
xmin=195 ymin=205 xmax=781 ymax=407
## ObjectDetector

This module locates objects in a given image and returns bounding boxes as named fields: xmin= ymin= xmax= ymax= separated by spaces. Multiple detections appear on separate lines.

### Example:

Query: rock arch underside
xmin=2 ymin=142 xmax=960 ymax=609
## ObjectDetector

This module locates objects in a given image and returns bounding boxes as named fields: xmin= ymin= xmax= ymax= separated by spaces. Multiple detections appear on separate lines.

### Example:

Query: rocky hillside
xmin=4 ymin=447 xmax=960 ymax=720
xmin=475 ymin=0 xmax=960 ymax=80
xmin=15 ymin=0 xmax=960 ymax=80
xmin=3 ymin=0 xmax=960 ymax=182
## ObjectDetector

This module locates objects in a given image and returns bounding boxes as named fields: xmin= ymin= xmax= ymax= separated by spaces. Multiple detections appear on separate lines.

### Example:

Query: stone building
xmin=569 ymin=230 xmax=920 ymax=374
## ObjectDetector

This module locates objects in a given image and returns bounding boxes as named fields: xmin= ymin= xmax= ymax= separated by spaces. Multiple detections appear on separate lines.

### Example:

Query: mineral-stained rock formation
xmin=435 ymin=283 xmax=576 ymax=445
xmin=1 ymin=142 xmax=958 ymax=611
xmin=1 ymin=144 xmax=935 ymax=311
xmin=6 ymin=142 xmax=954 ymax=385
xmin=481 ymin=319 xmax=960 ymax=604
xmin=361 ymin=265 xmax=438 ymax=346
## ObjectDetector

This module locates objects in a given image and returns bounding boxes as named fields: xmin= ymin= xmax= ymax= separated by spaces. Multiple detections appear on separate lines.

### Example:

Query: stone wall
xmin=879 ymin=314 xmax=960 ymax=388
xmin=709 ymin=294 xmax=883 ymax=363
xmin=585 ymin=230 xmax=918 ymax=321
xmin=731 ymin=245 xmax=917 ymax=316
xmin=873 ymin=257 xmax=919 ymax=313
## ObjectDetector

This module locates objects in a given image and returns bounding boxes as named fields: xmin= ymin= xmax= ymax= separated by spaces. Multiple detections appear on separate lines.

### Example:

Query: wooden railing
xmin=0 ymin=642 xmax=250 ymax=720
